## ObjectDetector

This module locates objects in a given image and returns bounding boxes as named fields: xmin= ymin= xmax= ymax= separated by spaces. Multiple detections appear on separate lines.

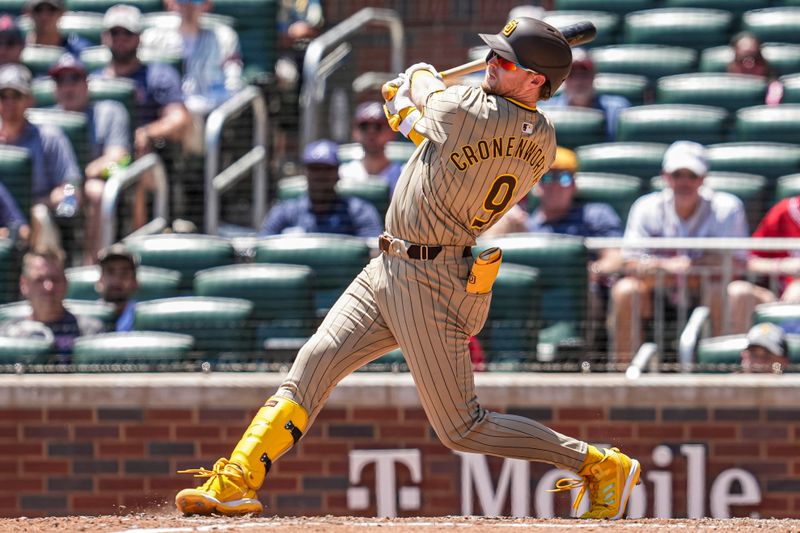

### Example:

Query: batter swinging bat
xmin=382 ymin=20 xmax=597 ymax=99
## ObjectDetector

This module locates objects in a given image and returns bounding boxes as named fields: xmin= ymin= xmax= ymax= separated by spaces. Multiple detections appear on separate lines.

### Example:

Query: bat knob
xmin=381 ymin=82 xmax=398 ymax=101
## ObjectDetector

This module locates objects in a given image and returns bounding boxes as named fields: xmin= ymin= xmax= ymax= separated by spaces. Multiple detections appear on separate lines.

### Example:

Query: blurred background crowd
xmin=1 ymin=0 xmax=800 ymax=374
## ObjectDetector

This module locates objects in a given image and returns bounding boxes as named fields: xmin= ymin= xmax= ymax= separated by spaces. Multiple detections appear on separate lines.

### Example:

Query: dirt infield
xmin=2 ymin=515 xmax=800 ymax=533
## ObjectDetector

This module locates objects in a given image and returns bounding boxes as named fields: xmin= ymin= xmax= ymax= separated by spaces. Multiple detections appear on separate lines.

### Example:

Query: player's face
xmin=482 ymin=51 xmax=536 ymax=96
xmin=741 ymin=345 xmax=785 ymax=373
xmin=665 ymin=169 xmax=703 ymax=200
xmin=54 ymin=71 xmax=89 ymax=112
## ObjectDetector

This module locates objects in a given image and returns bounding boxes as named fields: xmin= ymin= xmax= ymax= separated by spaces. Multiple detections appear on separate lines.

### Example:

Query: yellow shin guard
xmin=230 ymin=396 xmax=309 ymax=490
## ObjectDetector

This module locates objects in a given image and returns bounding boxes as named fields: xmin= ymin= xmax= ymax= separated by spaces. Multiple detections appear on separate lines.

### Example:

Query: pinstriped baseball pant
xmin=276 ymin=247 xmax=587 ymax=472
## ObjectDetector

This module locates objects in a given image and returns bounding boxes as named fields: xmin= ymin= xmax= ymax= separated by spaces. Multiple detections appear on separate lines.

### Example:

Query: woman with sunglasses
xmin=24 ymin=0 xmax=91 ymax=58
xmin=176 ymin=17 xmax=640 ymax=522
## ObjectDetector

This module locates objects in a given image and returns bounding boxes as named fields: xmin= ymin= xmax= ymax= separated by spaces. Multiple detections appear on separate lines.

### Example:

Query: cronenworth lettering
xmin=347 ymin=444 xmax=762 ymax=519
xmin=449 ymin=136 xmax=545 ymax=173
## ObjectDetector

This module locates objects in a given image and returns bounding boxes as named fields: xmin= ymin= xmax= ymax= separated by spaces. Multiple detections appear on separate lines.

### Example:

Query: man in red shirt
xmin=728 ymin=196 xmax=800 ymax=332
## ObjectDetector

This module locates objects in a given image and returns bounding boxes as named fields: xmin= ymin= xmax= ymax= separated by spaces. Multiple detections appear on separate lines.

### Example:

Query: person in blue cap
xmin=260 ymin=139 xmax=383 ymax=238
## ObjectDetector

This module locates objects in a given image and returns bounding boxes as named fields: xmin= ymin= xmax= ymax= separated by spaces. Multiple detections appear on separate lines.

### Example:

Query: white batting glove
xmin=404 ymin=62 xmax=442 ymax=82
xmin=384 ymin=74 xmax=414 ymax=116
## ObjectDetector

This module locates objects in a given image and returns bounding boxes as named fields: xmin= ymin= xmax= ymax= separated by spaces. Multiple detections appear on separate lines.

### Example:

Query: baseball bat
xmin=382 ymin=20 xmax=597 ymax=99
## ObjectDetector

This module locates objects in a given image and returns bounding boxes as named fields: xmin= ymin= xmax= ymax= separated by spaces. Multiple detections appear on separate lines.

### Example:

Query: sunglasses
xmin=109 ymin=27 xmax=136 ymax=38
xmin=176 ymin=0 xmax=206 ymax=4
xmin=486 ymin=50 xmax=537 ymax=74
xmin=55 ymin=72 xmax=86 ymax=85
xmin=0 ymin=90 xmax=23 ymax=101
xmin=357 ymin=121 xmax=384 ymax=132
xmin=32 ymin=3 xmax=60 ymax=14
xmin=539 ymin=171 xmax=574 ymax=187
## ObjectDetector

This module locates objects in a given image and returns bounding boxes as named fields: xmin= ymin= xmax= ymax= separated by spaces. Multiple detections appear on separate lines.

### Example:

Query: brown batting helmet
xmin=479 ymin=17 xmax=573 ymax=97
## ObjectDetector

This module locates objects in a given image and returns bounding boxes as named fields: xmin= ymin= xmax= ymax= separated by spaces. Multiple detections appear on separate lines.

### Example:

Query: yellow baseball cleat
xmin=175 ymin=458 xmax=263 ymax=516
xmin=550 ymin=446 xmax=641 ymax=520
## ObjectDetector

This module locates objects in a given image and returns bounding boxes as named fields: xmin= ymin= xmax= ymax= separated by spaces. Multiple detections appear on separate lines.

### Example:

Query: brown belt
xmin=378 ymin=234 xmax=471 ymax=261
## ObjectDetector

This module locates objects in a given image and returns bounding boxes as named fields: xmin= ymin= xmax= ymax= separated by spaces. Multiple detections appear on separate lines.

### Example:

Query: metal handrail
xmin=679 ymin=306 xmax=712 ymax=373
xmin=100 ymin=153 xmax=168 ymax=249
xmin=204 ymin=85 xmax=268 ymax=235
xmin=625 ymin=342 xmax=659 ymax=380
xmin=300 ymin=7 xmax=404 ymax=147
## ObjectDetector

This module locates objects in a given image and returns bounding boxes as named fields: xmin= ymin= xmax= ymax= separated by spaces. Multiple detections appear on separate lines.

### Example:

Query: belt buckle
xmin=419 ymin=245 xmax=429 ymax=261
xmin=391 ymin=239 xmax=404 ymax=255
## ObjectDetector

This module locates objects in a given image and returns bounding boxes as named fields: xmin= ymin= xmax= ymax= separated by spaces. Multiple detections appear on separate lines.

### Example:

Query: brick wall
xmin=0 ymin=373 xmax=799 ymax=518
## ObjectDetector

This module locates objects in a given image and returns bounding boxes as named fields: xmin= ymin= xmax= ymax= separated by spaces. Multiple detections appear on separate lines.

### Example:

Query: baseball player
xmin=176 ymin=17 xmax=640 ymax=520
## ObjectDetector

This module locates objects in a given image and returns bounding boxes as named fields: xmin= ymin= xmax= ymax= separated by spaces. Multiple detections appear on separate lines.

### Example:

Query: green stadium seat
xmin=735 ymin=105 xmax=800 ymax=144
xmin=696 ymin=333 xmax=800 ymax=371
xmin=0 ymin=1 xmax=25 ymax=16
xmin=276 ymin=176 xmax=391 ymax=218
xmin=21 ymin=45 xmax=65 ymax=77
xmin=211 ymin=0 xmax=277 ymax=79
xmin=775 ymin=0 xmax=800 ymax=6
xmin=0 ymin=146 xmax=31 ymax=216
xmin=656 ymin=73 xmax=767 ymax=113
xmin=0 ymin=336 xmax=52 ymax=365
xmin=782 ymin=74 xmax=800 ymax=104
xmin=616 ymin=104 xmax=728 ymax=144
xmin=65 ymin=265 xmax=181 ymax=301
xmin=542 ymin=11 xmax=620 ymax=48
xmin=594 ymin=73 xmax=649 ymax=105
xmin=72 ymin=331 xmax=194 ymax=365
xmin=19 ymin=12 xmax=104 ymax=45
xmin=133 ymin=296 xmax=253 ymax=357
xmin=477 ymin=233 xmax=588 ymax=359
xmin=577 ymin=142 xmax=667 ymax=179
xmin=124 ymin=234 xmax=236 ymax=293
xmin=553 ymin=0 xmax=656 ymax=14
xmin=651 ymin=171 xmax=767 ymax=228
xmin=776 ymin=174 xmax=800 ymax=200
xmin=25 ymin=108 xmax=89 ymax=168
xmin=542 ymin=107 xmax=606 ymax=148
xmin=0 ymin=299 xmax=115 ymax=327
xmin=753 ymin=302 xmax=800 ymax=334
xmin=742 ymin=7 xmax=800 ymax=44
xmin=707 ymin=142 xmax=800 ymax=181
xmin=254 ymin=234 xmax=370 ymax=314
xmin=0 ymin=239 xmax=16 ymax=305
xmin=527 ymin=172 xmax=643 ymax=223
xmin=590 ymin=45 xmax=697 ymax=81
xmin=478 ymin=263 xmax=540 ymax=363
xmin=194 ymin=263 xmax=317 ymax=355
xmin=662 ymin=0 xmax=765 ymax=17
xmin=700 ymin=44 xmax=800 ymax=77
xmin=623 ymin=9 xmax=733 ymax=51
xmin=65 ymin=0 xmax=162 ymax=13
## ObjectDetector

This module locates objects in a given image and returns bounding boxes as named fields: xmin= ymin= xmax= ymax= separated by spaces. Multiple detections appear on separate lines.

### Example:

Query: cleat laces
xmin=178 ymin=458 xmax=245 ymax=487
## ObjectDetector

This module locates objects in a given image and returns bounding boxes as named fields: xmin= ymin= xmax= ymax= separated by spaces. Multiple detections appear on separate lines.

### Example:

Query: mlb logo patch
xmin=521 ymin=122 xmax=533 ymax=135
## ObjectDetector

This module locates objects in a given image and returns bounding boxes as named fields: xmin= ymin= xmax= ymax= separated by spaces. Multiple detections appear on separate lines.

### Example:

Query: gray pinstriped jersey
xmin=386 ymin=84 xmax=557 ymax=246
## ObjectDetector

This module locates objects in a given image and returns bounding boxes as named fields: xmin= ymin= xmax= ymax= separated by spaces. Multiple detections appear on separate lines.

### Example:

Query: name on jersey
xmin=448 ymin=136 xmax=545 ymax=174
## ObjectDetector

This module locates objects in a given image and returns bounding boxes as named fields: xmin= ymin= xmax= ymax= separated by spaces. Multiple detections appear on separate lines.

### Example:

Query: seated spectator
xmin=50 ymin=53 xmax=130 ymax=263
xmin=741 ymin=323 xmax=789 ymax=374
xmin=23 ymin=0 xmax=91 ymax=58
xmin=0 ymin=63 xmax=82 ymax=249
xmin=99 ymin=4 xmax=191 ymax=227
xmin=96 ymin=243 xmax=138 ymax=332
xmin=538 ymin=48 xmax=630 ymax=141
xmin=727 ymin=32 xmax=783 ymax=106
xmin=0 ymin=14 xmax=24 ymax=66
xmin=727 ymin=195 xmax=800 ymax=333
xmin=338 ymin=101 xmax=404 ymax=195
xmin=0 ymin=181 xmax=30 ymax=246
xmin=140 ymin=0 xmax=243 ymax=115
xmin=0 ymin=249 xmax=103 ymax=362
xmin=260 ymin=139 xmax=383 ymax=238
xmin=611 ymin=141 xmax=749 ymax=363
